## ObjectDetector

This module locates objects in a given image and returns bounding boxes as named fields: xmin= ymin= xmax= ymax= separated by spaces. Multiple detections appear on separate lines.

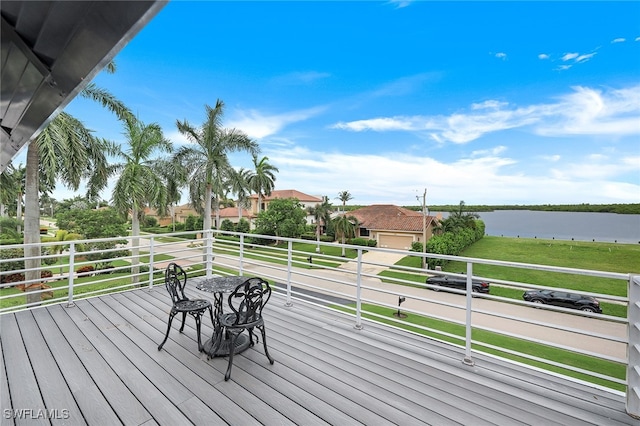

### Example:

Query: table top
xmin=195 ymin=276 xmax=248 ymax=294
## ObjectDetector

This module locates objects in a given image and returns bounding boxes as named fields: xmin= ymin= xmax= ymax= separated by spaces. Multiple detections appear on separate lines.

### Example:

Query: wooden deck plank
xmin=2 ymin=288 xmax=636 ymax=426
xmin=30 ymin=308 xmax=122 ymax=425
xmin=301 ymin=315 xmax=564 ymax=425
xmin=265 ymin=309 xmax=488 ymax=426
xmin=14 ymin=310 xmax=86 ymax=425
xmin=0 ymin=336 xmax=15 ymax=426
xmin=46 ymin=304 xmax=153 ymax=425
xmin=1 ymin=313 xmax=48 ymax=425
xmin=66 ymin=298 xmax=200 ymax=425
xmin=110 ymin=290 xmax=272 ymax=425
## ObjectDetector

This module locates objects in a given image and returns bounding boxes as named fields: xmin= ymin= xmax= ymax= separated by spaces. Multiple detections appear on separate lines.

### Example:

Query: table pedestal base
xmin=203 ymin=332 xmax=251 ymax=357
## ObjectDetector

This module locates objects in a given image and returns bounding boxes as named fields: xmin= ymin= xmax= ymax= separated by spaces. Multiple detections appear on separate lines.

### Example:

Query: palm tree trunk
xmin=203 ymin=185 xmax=212 ymax=231
xmin=16 ymin=190 xmax=22 ymax=234
xmin=24 ymin=141 xmax=42 ymax=305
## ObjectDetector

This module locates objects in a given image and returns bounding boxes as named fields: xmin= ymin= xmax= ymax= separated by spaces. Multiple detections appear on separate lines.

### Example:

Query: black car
xmin=522 ymin=290 xmax=602 ymax=313
xmin=426 ymin=275 xmax=490 ymax=293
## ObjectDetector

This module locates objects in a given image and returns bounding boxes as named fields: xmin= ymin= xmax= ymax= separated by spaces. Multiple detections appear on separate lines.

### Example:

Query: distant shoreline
xmin=360 ymin=203 xmax=640 ymax=215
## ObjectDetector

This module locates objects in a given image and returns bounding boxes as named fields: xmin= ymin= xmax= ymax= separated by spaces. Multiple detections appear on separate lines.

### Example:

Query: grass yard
xmin=346 ymin=303 xmax=626 ymax=391
xmin=381 ymin=236 xmax=638 ymax=317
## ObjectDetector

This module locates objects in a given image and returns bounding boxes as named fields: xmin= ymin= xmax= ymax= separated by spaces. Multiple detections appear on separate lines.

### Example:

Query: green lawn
xmin=380 ymin=236 xmax=638 ymax=317
xmin=345 ymin=303 xmax=626 ymax=391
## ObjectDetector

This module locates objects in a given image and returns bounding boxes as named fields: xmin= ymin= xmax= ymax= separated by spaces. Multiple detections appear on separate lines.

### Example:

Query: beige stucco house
xmin=348 ymin=204 xmax=438 ymax=250
xmin=248 ymin=189 xmax=324 ymax=226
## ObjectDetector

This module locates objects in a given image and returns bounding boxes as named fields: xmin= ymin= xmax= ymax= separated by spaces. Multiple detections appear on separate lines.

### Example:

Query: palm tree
xmin=247 ymin=155 xmax=279 ymax=213
xmin=22 ymin=64 xmax=132 ymax=304
xmin=175 ymin=100 xmax=259 ymax=232
xmin=337 ymin=190 xmax=353 ymax=214
xmin=334 ymin=214 xmax=359 ymax=257
xmin=0 ymin=163 xmax=18 ymax=217
xmin=227 ymin=167 xmax=252 ymax=221
xmin=111 ymin=117 xmax=171 ymax=284
xmin=308 ymin=198 xmax=332 ymax=252
xmin=153 ymin=159 xmax=186 ymax=232
xmin=448 ymin=200 xmax=479 ymax=230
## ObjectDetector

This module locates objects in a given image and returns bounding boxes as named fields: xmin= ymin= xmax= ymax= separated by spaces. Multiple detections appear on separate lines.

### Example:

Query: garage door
xmin=378 ymin=234 xmax=414 ymax=250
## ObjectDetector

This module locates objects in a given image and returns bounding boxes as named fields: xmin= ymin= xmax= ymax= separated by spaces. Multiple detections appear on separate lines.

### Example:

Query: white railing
xmin=1 ymin=229 xmax=638 ymax=417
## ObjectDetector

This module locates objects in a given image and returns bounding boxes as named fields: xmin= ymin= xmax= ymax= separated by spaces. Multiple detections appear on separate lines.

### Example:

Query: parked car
xmin=426 ymin=275 xmax=490 ymax=293
xmin=522 ymin=289 xmax=602 ymax=313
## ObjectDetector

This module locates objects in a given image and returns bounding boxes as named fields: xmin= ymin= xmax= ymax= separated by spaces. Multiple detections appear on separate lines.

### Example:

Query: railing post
xmin=462 ymin=261 xmax=475 ymax=366
xmin=285 ymin=240 xmax=293 ymax=307
xmin=147 ymin=236 xmax=155 ymax=290
xmin=66 ymin=242 xmax=75 ymax=307
xmin=239 ymin=234 xmax=245 ymax=276
xmin=205 ymin=229 xmax=213 ymax=279
xmin=627 ymin=274 xmax=640 ymax=419
xmin=354 ymin=248 xmax=363 ymax=330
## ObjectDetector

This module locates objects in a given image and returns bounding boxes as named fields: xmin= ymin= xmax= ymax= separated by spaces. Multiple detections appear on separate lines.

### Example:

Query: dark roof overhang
xmin=1 ymin=0 xmax=167 ymax=172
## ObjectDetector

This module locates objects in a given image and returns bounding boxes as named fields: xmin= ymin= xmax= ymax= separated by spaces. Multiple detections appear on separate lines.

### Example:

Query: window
xmin=360 ymin=228 xmax=370 ymax=237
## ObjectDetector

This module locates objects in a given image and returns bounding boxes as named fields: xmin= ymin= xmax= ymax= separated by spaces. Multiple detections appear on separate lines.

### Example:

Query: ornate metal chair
xmin=211 ymin=277 xmax=275 ymax=381
xmin=158 ymin=263 xmax=214 ymax=352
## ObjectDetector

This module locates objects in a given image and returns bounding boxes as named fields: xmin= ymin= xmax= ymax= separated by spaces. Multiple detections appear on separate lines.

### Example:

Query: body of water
xmin=434 ymin=210 xmax=640 ymax=244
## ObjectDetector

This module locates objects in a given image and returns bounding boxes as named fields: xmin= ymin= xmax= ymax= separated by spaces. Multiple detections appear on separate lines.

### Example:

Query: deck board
xmin=1 ymin=286 xmax=635 ymax=426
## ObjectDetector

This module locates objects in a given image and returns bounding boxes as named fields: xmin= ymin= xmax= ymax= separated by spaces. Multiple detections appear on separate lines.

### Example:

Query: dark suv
xmin=522 ymin=290 xmax=602 ymax=313
xmin=426 ymin=275 xmax=490 ymax=293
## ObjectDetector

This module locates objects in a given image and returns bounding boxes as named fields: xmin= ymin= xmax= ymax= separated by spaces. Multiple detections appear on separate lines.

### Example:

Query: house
xmin=347 ymin=204 xmax=438 ymax=250
xmin=248 ymin=190 xmax=324 ymax=226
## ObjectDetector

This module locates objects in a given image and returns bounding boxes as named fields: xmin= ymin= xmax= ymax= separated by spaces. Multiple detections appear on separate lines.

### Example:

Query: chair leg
xmin=258 ymin=325 xmax=275 ymax=365
xmin=179 ymin=312 xmax=187 ymax=332
xmin=158 ymin=312 xmax=176 ymax=351
xmin=224 ymin=332 xmax=237 ymax=381
xmin=194 ymin=315 xmax=203 ymax=352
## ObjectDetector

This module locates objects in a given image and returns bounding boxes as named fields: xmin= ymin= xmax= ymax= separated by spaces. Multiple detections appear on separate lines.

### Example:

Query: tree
xmin=435 ymin=200 xmax=479 ymax=234
xmin=153 ymin=159 xmax=186 ymax=232
xmin=308 ymin=197 xmax=332 ymax=252
xmin=110 ymin=117 xmax=171 ymax=284
xmin=254 ymin=198 xmax=306 ymax=242
xmin=175 ymin=100 xmax=258 ymax=231
xmin=22 ymin=64 xmax=132 ymax=304
xmin=337 ymin=190 xmax=353 ymax=214
xmin=227 ymin=167 xmax=252 ymax=221
xmin=247 ymin=155 xmax=279 ymax=213
xmin=333 ymin=214 xmax=359 ymax=257
xmin=0 ymin=163 xmax=22 ymax=218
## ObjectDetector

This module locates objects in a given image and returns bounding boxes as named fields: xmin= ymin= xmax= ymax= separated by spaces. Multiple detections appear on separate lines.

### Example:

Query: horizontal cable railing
xmin=0 ymin=229 xmax=637 ymax=407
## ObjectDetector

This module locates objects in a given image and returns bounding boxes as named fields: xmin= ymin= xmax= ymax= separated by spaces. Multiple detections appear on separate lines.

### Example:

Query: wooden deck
xmin=1 ymin=283 xmax=635 ymax=425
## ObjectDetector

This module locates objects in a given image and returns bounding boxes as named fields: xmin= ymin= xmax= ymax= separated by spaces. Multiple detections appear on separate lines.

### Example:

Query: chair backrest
xmin=227 ymin=277 xmax=271 ymax=325
xmin=164 ymin=263 xmax=188 ymax=304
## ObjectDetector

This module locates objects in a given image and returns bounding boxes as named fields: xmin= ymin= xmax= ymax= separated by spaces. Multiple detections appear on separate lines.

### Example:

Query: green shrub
xmin=236 ymin=218 xmax=250 ymax=233
xmin=220 ymin=219 xmax=235 ymax=232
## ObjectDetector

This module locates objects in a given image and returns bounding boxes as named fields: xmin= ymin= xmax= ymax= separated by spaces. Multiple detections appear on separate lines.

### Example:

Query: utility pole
xmin=417 ymin=188 xmax=428 ymax=269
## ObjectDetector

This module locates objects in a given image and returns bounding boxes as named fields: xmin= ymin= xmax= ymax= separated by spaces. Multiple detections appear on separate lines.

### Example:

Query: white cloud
xmin=259 ymin=145 xmax=639 ymax=205
xmin=539 ymin=154 xmax=561 ymax=162
xmin=273 ymin=71 xmax=331 ymax=85
xmin=538 ymin=54 xmax=550 ymax=60
xmin=636 ymin=36 xmax=640 ymax=42
xmin=562 ymin=52 xmax=579 ymax=61
xmin=226 ymin=106 xmax=326 ymax=139
xmin=386 ymin=0 xmax=414 ymax=9
xmin=495 ymin=52 xmax=507 ymax=60
xmin=331 ymin=84 xmax=640 ymax=143
xmin=535 ymin=85 xmax=640 ymax=136
xmin=611 ymin=38 xmax=626 ymax=43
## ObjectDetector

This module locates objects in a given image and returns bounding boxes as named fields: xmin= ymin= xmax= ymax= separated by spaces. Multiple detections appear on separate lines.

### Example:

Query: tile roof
xmin=348 ymin=204 xmax=435 ymax=232
xmin=218 ymin=207 xmax=252 ymax=218
xmin=249 ymin=189 xmax=323 ymax=202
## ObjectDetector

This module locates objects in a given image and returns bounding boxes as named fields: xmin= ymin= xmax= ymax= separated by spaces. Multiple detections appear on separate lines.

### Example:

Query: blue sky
xmin=50 ymin=1 xmax=640 ymax=206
